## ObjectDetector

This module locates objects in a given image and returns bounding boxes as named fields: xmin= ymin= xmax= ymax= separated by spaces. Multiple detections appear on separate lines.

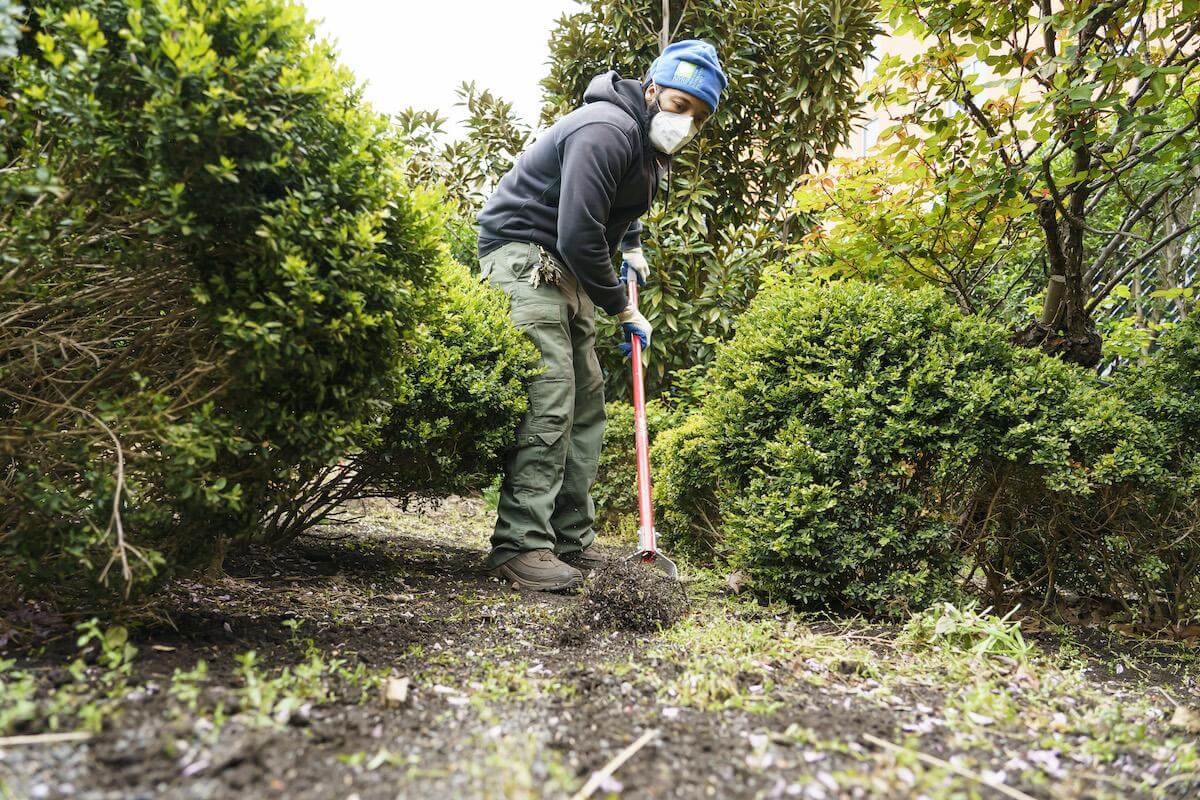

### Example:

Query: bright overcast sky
xmin=304 ymin=0 xmax=583 ymax=132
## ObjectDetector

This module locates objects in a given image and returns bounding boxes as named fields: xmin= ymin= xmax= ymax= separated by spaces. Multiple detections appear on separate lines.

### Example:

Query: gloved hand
xmin=617 ymin=306 xmax=653 ymax=358
xmin=620 ymin=248 xmax=650 ymax=287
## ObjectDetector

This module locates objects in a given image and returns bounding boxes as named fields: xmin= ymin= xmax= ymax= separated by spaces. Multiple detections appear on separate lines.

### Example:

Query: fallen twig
xmin=1155 ymin=771 xmax=1200 ymax=796
xmin=862 ymin=733 xmax=1038 ymax=800
xmin=839 ymin=633 xmax=901 ymax=647
xmin=570 ymin=728 xmax=658 ymax=800
xmin=1153 ymin=686 xmax=1181 ymax=708
xmin=0 ymin=731 xmax=93 ymax=747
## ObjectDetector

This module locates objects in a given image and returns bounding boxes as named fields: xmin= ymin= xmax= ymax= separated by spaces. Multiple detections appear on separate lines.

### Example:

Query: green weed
xmin=230 ymin=643 xmax=381 ymax=727
xmin=0 ymin=659 xmax=38 ymax=734
xmin=900 ymin=602 xmax=1034 ymax=665
xmin=169 ymin=660 xmax=209 ymax=712
xmin=463 ymin=716 xmax=578 ymax=800
xmin=0 ymin=619 xmax=139 ymax=735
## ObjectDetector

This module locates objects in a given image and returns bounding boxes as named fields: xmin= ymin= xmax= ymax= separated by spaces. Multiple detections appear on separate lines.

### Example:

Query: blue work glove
xmin=616 ymin=307 xmax=652 ymax=359
xmin=619 ymin=261 xmax=645 ymax=288
xmin=620 ymin=248 xmax=650 ymax=286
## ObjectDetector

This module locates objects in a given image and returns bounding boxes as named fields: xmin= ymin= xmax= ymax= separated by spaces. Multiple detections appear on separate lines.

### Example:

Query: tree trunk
xmin=1013 ymin=198 xmax=1103 ymax=367
xmin=660 ymin=0 xmax=670 ymax=53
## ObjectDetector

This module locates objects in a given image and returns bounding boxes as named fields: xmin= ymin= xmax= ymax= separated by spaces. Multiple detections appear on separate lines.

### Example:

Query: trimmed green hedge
xmin=261 ymin=262 xmax=538 ymax=541
xmin=658 ymin=278 xmax=1199 ymax=620
xmin=1 ymin=0 xmax=533 ymax=601
xmin=983 ymin=314 xmax=1200 ymax=622
xmin=658 ymin=281 xmax=998 ymax=615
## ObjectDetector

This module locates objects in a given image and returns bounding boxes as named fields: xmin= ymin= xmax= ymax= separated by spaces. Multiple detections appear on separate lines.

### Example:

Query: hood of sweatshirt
xmin=582 ymin=71 xmax=650 ymax=133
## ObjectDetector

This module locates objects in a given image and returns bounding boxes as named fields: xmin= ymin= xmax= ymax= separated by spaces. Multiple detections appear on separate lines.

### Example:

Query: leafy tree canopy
xmin=857 ymin=0 xmax=1200 ymax=366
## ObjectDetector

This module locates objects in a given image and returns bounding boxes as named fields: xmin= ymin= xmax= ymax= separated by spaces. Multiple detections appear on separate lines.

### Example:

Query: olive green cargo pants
xmin=481 ymin=242 xmax=606 ymax=569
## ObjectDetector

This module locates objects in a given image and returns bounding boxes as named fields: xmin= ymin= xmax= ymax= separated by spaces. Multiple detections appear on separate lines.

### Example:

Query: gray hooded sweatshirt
xmin=477 ymin=71 xmax=662 ymax=316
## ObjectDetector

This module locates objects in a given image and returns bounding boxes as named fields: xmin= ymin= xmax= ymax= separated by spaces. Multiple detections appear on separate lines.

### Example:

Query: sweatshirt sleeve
xmin=556 ymin=122 xmax=634 ymax=316
xmin=620 ymin=219 xmax=644 ymax=252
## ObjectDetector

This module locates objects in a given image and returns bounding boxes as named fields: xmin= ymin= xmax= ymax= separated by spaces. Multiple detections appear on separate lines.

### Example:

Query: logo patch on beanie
xmin=673 ymin=60 xmax=700 ymax=86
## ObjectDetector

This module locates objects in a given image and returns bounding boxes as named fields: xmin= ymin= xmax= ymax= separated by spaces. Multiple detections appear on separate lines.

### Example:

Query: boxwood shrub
xmin=659 ymin=277 xmax=1200 ymax=621
xmin=980 ymin=313 xmax=1200 ymax=622
xmin=0 ymin=0 xmax=531 ymax=601
xmin=260 ymin=262 xmax=539 ymax=541
xmin=659 ymin=279 xmax=1121 ymax=616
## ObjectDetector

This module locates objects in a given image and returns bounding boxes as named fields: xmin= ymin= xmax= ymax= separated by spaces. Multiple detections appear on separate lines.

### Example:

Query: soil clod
xmin=559 ymin=557 xmax=688 ymax=644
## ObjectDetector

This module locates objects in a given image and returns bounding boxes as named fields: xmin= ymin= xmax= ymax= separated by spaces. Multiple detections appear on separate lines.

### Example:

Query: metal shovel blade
xmin=632 ymin=549 xmax=679 ymax=580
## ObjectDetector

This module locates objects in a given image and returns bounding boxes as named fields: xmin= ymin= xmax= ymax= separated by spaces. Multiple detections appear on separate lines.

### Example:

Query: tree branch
xmin=1087 ymin=219 xmax=1200 ymax=312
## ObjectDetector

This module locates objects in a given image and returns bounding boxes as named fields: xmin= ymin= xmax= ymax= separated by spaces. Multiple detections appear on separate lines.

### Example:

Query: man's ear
xmin=644 ymin=81 xmax=657 ymax=104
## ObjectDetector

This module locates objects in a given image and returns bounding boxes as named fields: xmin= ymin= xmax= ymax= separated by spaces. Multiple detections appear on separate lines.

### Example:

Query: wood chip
xmin=571 ymin=729 xmax=658 ymax=800
xmin=1169 ymin=705 xmax=1200 ymax=733
xmin=383 ymin=677 xmax=410 ymax=707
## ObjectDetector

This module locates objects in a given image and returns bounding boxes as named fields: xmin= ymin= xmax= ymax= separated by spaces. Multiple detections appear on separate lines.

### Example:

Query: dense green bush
xmin=654 ymin=410 xmax=725 ymax=559
xmin=1110 ymin=316 xmax=1200 ymax=619
xmin=261 ymin=262 xmax=538 ymax=541
xmin=976 ymin=315 xmax=1200 ymax=622
xmin=659 ymin=277 xmax=1200 ymax=620
xmin=657 ymin=280 xmax=1081 ymax=615
xmin=1116 ymin=314 xmax=1200 ymax=461
xmin=590 ymin=400 xmax=682 ymax=541
xmin=659 ymin=281 xmax=1003 ymax=614
xmin=0 ymin=0 xmax=530 ymax=601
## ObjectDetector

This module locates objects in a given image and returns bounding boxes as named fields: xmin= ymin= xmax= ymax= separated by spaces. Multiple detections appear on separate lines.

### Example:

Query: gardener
xmin=477 ymin=40 xmax=727 ymax=591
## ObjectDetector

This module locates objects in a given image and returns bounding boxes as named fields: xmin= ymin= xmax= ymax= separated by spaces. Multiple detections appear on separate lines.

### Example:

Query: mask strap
xmin=665 ymin=158 xmax=672 ymax=211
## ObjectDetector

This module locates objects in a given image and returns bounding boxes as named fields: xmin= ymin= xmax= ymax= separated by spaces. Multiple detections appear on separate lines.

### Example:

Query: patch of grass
xmin=919 ymin=643 xmax=1200 ymax=790
xmin=339 ymin=747 xmax=420 ymax=772
xmin=469 ymin=659 xmax=577 ymax=704
xmin=462 ymin=715 xmax=579 ymax=800
xmin=0 ymin=659 xmax=38 ymax=734
xmin=823 ymin=745 xmax=1028 ymax=800
xmin=641 ymin=595 xmax=1197 ymax=794
xmin=944 ymin=678 xmax=1020 ymax=734
xmin=650 ymin=598 xmax=875 ymax=713
xmin=168 ymin=660 xmax=209 ymax=712
xmin=233 ymin=649 xmax=332 ymax=725
xmin=230 ymin=642 xmax=382 ymax=726
xmin=416 ymin=642 xmax=576 ymax=706
xmin=758 ymin=722 xmax=855 ymax=754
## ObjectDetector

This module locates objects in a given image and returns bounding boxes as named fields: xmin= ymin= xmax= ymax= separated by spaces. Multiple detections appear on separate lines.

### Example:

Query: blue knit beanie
xmin=648 ymin=40 xmax=728 ymax=113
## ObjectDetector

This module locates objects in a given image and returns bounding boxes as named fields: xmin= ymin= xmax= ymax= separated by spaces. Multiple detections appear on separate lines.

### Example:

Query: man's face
xmin=644 ymin=82 xmax=712 ymax=126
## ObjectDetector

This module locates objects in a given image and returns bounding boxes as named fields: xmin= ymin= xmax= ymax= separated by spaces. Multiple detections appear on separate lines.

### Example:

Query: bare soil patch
xmin=3 ymin=498 xmax=1198 ymax=799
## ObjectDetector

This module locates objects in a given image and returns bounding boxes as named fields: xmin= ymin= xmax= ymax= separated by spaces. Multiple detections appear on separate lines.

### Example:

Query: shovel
xmin=623 ymin=269 xmax=678 ymax=580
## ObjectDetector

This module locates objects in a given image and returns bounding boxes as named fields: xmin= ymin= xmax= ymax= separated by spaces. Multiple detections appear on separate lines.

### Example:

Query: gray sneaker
xmin=558 ymin=548 xmax=606 ymax=572
xmin=490 ymin=550 xmax=583 ymax=592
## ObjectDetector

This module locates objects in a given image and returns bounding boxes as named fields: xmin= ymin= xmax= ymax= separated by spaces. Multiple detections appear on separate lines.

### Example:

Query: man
xmin=477 ymin=40 xmax=728 ymax=591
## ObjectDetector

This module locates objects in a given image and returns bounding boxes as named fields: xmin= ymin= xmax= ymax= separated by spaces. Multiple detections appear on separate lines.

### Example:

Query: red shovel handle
xmin=627 ymin=278 xmax=657 ymax=555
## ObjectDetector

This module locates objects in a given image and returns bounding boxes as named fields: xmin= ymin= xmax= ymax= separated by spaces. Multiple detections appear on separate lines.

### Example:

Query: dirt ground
xmin=3 ymin=498 xmax=1199 ymax=800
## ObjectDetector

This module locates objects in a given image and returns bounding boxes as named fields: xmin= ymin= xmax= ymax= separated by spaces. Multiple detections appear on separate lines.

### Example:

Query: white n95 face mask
xmin=649 ymin=110 xmax=700 ymax=155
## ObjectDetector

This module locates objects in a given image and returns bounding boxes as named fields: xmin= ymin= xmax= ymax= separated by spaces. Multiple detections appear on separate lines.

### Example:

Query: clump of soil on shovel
xmin=559 ymin=558 xmax=688 ymax=645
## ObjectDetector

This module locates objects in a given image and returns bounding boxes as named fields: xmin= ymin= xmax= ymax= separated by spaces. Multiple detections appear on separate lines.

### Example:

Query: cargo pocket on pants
xmin=519 ymin=379 xmax=571 ymax=445
xmin=512 ymin=378 xmax=571 ymax=492
xmin=511 ymin=301 xmax=571 ymax=445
